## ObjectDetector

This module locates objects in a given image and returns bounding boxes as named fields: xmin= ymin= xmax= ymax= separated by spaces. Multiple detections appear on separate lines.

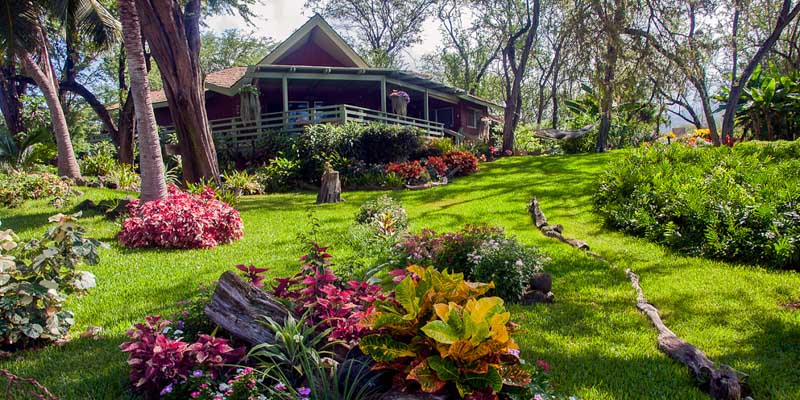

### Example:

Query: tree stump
xmin=204 ymin=271 xmax=291 ymax=346
xmin=317 ymin=169 xmax=342 ymax=204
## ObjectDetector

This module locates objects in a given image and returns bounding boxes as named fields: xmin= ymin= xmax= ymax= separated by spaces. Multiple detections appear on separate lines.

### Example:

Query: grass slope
xmin=1 ymin=153 xmax=799 ymax=399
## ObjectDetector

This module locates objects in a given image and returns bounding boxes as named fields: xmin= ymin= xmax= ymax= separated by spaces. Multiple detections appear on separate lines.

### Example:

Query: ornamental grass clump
xmin=118 ymin=185 xmax=244 ymax=249
xmin=359 ymin=265 xmax=532 ymax=399
xmin=0 ymin=214 xmax=103 ymax=348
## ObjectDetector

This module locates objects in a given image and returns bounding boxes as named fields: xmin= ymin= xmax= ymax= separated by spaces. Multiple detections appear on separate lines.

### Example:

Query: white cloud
xmin=203 ymin=0 xmax=441 ymax=69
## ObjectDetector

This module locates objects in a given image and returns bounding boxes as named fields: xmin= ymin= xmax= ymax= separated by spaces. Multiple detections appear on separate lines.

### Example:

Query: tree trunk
xmin=721 ymin=0 xmax=800 ymax=140
xmin=134 ymin=0 xmax=220 ymax=185
xmin=117 ymin=92 xmax=136 ymax=165
xmin=118 ymin=0 xmax=167 ymax=202
xmin=0 ymin=62 xmax=25 ymax=135
xmin=60 ymin=80 xmax=120 ymax=140
xmin=205 ymin=271 xmax=291 ymax=346
xmin=19 ymin=50 xmax=81 ymax=179
xmin=596 ymin=40 xmax=617 ymax=152
xmin=317 ymin=169 xmax=342 ymax=203
xmin=691 ymin=77 xmax=721 ymax=145
xmin=551 ymin=46 xmax=562 ymax=129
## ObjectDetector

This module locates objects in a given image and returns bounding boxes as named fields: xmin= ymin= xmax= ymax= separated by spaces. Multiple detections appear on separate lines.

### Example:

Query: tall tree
xmin=721 ymin=0 xmax=800 ymax=141
xmin=625 ymin=1 xmax=723 ymax=145
xmin=118 ymin=0 xmax=165 ymax=201
xmin=479 ymin=0 xmax=540 ymax=152
xmin=307 ymin=0 xmax=438 ymax=67
xmin=434 ymin=0 xmax=501 ymax=94
xmin=0 ymin=59 xmax=26 ymax=135
xmin=200 ymin=29 xmax=275 ymax=73
xmin=133 ymin=0 xmax=220 ymax=184
xmin=0 ymin=0 xmax=82 ymax=178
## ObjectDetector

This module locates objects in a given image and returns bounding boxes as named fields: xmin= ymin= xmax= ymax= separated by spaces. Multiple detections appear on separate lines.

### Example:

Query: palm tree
xmin=0 ymin=0 xmax=82 ymax=179
xmin=117 ymin=0 xmax=166 ymax=201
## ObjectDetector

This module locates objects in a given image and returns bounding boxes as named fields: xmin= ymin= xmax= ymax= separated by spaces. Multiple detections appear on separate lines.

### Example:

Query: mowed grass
xmin=1 ymin=153 xmax=799 ymax=399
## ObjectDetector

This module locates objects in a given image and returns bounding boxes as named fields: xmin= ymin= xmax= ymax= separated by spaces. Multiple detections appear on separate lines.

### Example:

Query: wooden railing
xmin=160 ymin=104 xmax=460 ymax=154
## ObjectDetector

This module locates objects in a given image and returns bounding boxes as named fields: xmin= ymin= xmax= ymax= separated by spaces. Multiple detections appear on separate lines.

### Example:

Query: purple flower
xmin=192 ymin=370 xmax=203 ymax=377
xmin=159 ymin=383 xmax=174 ymax=396
xmin=297 ymin=387 xmax=311 ymax=396
xmin=274 ymin=383 xmax=287 ymax=391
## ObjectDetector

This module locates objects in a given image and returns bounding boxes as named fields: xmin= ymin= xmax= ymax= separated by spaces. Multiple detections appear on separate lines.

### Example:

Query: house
xmin=152 ymin=15 xmax=500 ymax=154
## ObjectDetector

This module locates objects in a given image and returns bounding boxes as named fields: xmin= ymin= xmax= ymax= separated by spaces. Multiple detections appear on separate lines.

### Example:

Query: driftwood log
xmin=204 ymin=271 xmax=290 ymax=346
xmin=317 ymin=169 xmax=342 ymax=204
xmin=627 ymin=269 xmax=748 ymax=399
xmin=527 ymin=197 xmax=750 ymax=400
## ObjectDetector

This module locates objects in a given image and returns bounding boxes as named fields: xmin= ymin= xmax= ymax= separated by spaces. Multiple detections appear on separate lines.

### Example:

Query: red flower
xmin=536 ymin=359 xmax=550 ymax=372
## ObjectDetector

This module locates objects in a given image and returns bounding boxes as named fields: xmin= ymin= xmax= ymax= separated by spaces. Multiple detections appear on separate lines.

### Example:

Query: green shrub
xmin=222 ymin=169 xmax=263 ymax=195
xmin=297 ymin=122 xmax=424 ymax=181
xmin=0 ymin=172 xmax=74 ymax=208
xmin=107 ymin=163 xmax=140 ymax=191
xmin=255 ymin=157 xmax=301 ymax=193
xmin=426 ymin=137 xmax=456 ymax=154
xmin=594 ymin=142 xmax=800 ymax=268
xmin=355 ymin=195 xmax=409 ymax=232
xmin=80 ymin=142 xmax=117 ymax=177
xmin=469 ymin=238 xmax=545 ymax=302
xmin=0 ymin=214 xmax=104 ymax=348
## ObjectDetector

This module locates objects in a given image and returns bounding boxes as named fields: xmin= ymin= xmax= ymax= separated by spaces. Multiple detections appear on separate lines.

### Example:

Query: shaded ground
xmin=1 ymin=153 xmax=799 ymax=399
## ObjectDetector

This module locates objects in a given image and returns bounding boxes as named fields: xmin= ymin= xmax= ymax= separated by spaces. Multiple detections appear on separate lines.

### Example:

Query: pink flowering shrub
xmin=119 ymin=316 xmax=245 ymax=397
xmin=272 ymin=244 xmax=387 ymax=345
xmin=118 ymin=185 xmax=244 ymax=249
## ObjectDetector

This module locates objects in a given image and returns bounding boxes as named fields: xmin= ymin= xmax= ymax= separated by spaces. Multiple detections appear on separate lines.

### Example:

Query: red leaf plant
xmin=443 ymin=151 xmax=479 ymax=176
xmin=119 ymin=316 xmax=245 ymax=397
xmin=118 ymin=185 xmax=244 ymax=249
xmin=272 ymin=244 xmax=388 ymax=346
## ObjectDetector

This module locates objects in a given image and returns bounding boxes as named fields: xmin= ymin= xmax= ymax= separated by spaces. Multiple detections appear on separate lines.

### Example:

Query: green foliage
xmin=360 ymin=265 xmax=530 ymax=398
xmin=514 ymin=125 xmax=560 ymax=155
xmin=107 ymin=163 xmax=140 ymax=191
xmin=562 ymin=84 xmax=660 ymax=153
xmin=222 ymin=169 xmax=263 ymax=195
xmin=297 ymin=123 xmax=424 ymax=182
xmin=200 ymin=29 xmax=275 ymax=73
xmin=80 ymin=142 xmax=117 ymax=177
xmin=716 ymin=63 xmax=800 ymax=141
xmin=255 ymin=157 xmax=301 ymax=193
xmin=355 ymin=195 xmax=409 ymax=231
xmin=250 ymin=313 xmax=384 ymax=400
xmin=0 ymin=128 xmax=55 ymax=172
xmin=0 ymin=172 xmax=74 ymax=208
xmin=0 ymin=214 xmax=104 ymax=348
xmin=427 ymin=138 xmax=456 ymax=155
xmin=469 ymin=238 xmax=545 ymax=302
xmin=594 ymin=142 xmax=800 ymax=268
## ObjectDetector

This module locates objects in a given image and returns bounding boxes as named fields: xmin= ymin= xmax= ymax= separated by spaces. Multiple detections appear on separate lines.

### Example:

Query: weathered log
xmin=527 ymin=197 xmax=751 ymax=399
xmin=626 ymin=269 xmax=749 ymax=400
xmin=317 ymin=169 xmax=342 ymax=204
xmin=204 ymin=271 xmax=291 ymax=346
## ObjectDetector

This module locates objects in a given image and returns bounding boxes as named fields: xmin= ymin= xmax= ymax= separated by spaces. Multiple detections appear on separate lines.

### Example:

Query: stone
xmin=529 ymin=273 xmax=552 ymax=293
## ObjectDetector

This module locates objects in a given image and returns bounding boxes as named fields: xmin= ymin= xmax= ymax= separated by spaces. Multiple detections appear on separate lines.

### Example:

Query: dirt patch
xmin=781 ymin=301 xmax=800 ymax=310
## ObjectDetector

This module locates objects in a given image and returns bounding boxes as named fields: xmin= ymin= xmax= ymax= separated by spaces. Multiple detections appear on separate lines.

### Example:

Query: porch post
xmin=424 ymin=89 xmax=429 ymax=121
xmin=380 ymin=76 xmax=387 ymax=114
xmin=282 ymin=76 xmax=289 ymax=113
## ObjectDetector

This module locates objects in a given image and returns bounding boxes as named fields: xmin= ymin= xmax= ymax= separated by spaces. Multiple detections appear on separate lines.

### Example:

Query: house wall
xmin=274 ymin=42 xmax=349 ymax=67
xmin=154 ymin=92 xmax=241 ymax=126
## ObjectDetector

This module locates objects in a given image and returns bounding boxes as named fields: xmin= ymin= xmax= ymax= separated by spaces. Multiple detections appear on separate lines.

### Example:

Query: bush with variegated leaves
xmin=359 ymin=265 xmax=532 ymax=399
xmin=118 ymin=185 xmax=244 ymax=249
xmin=0 ymin=213 xmax=103 ymax=348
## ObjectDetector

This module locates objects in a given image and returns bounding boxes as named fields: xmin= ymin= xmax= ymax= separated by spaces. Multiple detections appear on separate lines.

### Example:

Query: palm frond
xmin=74 ymin=0 xmax=120 ymax=50
xmin=0 ymin=0 xmax=43 ymax=55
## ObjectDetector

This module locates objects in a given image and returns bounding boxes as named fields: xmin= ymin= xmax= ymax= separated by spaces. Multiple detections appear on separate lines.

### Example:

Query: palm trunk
xmin=118 ymin=0 xmax=166 ymax=201
xmin=117 ymin=91 xmax=136 ymax=165
xmin=0 ymin=62 xmax=25 ymax=135
xmin=19 ymin=50 xmax=81 ymax=179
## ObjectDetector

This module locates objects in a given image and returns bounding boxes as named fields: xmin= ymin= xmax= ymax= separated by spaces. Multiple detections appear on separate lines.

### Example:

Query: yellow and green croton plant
xmin=359 ymin=265 xmax=531 ymax=398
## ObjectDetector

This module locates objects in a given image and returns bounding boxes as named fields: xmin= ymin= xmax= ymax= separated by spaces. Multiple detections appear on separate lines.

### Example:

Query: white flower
xmin=218 ymin=383 xmax=230 ymax=391
xmin=515 ymin=260 xmax=525 ymax=268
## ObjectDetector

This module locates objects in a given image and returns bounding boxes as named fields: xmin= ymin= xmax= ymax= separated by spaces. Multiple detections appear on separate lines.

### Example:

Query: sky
xmin=204 ymin=0 xmax=442 ymax=69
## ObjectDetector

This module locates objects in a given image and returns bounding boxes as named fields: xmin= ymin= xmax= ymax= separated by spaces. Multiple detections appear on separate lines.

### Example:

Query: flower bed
xmin=118 ymin=185 xmax=244 ymax=249
xmin=0 ymin=172 xmax=74 ymax=208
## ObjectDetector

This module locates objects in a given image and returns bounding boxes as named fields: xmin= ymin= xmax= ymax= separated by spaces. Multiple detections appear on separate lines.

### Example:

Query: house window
xmin=434 ymin=108 xmax=454 ymax=128
xmin=467 ymin=109 xmax=480 ymax=128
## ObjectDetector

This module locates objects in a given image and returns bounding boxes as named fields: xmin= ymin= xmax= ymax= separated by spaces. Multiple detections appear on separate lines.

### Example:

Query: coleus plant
xmin=359 ymin=265 xmax=531 ymax=399
xmin=272 ymin=243 xmax=387 ymax=346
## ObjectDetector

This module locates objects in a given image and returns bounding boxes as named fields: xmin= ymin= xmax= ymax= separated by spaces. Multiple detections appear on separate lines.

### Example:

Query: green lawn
xmin=1 ymin=153 xmax=799 ymax=399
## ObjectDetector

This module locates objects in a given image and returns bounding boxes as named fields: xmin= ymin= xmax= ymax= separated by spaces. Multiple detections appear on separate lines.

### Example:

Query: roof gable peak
xmin=257 ymin=14 xmax=369 ymax=68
